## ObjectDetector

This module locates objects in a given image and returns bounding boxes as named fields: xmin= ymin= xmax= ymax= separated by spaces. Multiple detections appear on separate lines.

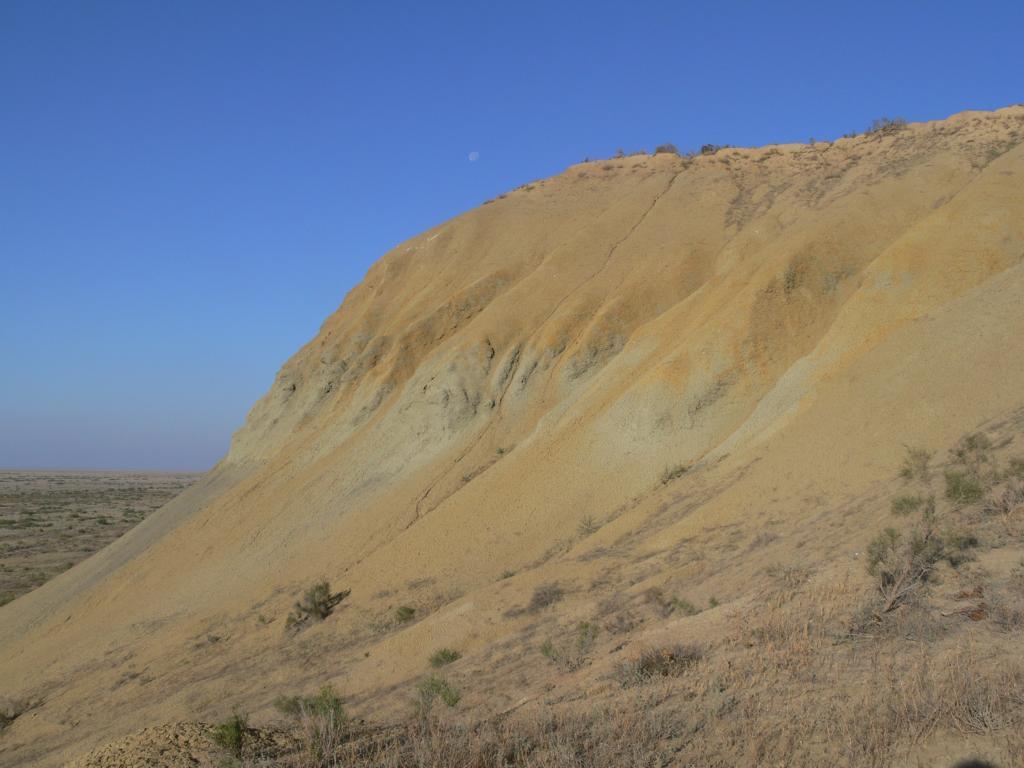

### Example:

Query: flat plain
xmin=0 ymin=470 xmax=199 ymax=606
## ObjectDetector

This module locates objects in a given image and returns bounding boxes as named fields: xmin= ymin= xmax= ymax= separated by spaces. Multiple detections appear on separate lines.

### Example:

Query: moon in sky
xmin=468 ymin=151 xmax=480 ymax=162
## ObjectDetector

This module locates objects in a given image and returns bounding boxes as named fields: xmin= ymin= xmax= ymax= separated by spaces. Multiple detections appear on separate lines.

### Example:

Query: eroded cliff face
xmin=2 ymin=107 xmax=1024 ymax=767
xmin=224 ymin=105 xmax=1024 ymax=533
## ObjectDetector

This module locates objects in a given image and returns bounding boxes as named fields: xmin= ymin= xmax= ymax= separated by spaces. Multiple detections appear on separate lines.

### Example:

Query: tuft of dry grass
xmin=615 ymin=644 xmax=702 ymax=687
xmin=526 ymin=583 xmax=564 ymax=613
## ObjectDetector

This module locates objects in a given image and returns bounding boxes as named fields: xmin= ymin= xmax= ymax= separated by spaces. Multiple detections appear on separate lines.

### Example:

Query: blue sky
xmin=1 ymin=1 xmax=1021 ymax=470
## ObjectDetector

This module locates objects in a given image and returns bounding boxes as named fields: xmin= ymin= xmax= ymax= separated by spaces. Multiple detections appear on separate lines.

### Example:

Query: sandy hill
xmin=2 ymin=107 xmax=1024 ymax=767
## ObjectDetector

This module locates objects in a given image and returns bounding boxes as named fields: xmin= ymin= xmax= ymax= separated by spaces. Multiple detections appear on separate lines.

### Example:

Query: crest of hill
xmin=2 ymin=106 xmax=1024 ymax=767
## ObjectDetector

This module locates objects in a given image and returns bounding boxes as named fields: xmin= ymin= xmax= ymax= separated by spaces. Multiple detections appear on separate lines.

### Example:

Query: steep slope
xmin=2 ymin=107 xmax=1024 ymax=767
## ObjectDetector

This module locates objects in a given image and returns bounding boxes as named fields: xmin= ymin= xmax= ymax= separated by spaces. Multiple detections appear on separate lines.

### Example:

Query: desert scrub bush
xmin=653 ymin=143 xmax=679 ymax=155
xmin=395 ymin=605 xmax=416 ymax=623
xmin=576 ymin=621 xmax=599 ymax=651
xmin=899 ymin=446 xmax=932 ymax=482
xmin=644 ymin=586 xmax=700 ymax=617
xmin=540 ymin=622 xmax=599 ymax=671
xmin=890 ymin=494 xmax=926 ymax=516
xmin=867 ymin=116 xmax=907 ymax=134
xmin=212 ymin=713 xmax=248 ymax=758
xmin=984 ymin=484 xmax=1024 ymax=529
xmin=429 ymin=648 xmax=461 ymax=668
xmin=945 ymin=470 xmax=985 ymax=505
xmin=660 ymin=463 xmax=688 ymax=484
xmin=1008 ymin=457 xmax=1024 ymax=480
xmin=417 ymin=675 xmax=460 ymax=709
xmin=539 ymin=638 xmax=559 ymax=663
xmin=615 ymin=644 xmax=702 ymax=687
xmin=865 ymin=522 xmax=946 ymax=614
xmin=953 ymin=431 xmax=992 ymax=462
xmin=577 ymin=515 xmax=599 ymax=536
xmin=286 ymin=581 xmax=349 ymax=631
xmin=274 ymin=685 xmax=346 ymax=722
xmin=950 ymin=432 xmax=996 ymax=484
xmin=763 ymin=563 xmax=812 ymax=586
xmin=0 ymin=700 xmax=26 ymax=732
xmin=527 ymin=583 xmax=564 ymax=612
xmin=275 ymin=686 xmax=346 ymax=767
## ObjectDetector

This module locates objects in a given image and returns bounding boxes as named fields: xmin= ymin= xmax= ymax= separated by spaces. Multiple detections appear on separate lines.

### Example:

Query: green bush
xmin=274 ymin=686 xmax=346 ymax=766
xmin=576 ymin=621 xmax=599 ymax=651
xmin=890 ymin=495 xmax=924 ymax=516
xmin=395 ymin=606 xmax=416 ymax=623
xmin=953 ymin=432 xmax=992 ymax=460
xmin=212 ymin=713 xmax=248 ymax=757
xmin=539 ymin=639 xmax=558 ymax=663
xmin=660 ymin=464 xmax=689 ymax=484
xmin=865 ymin=520 xmax=947 ymax=614
xmin=539 ymin=622 xmax=599 ymax=671
xmin=417 ymin=675 xmax=460 ymax=709
xmin=945 ymin=470 xmax=984 ymax=504
xmin=274 ymin=685 xmax=346 ymax=724
xmin=654 ymin=143 xmax=679 ymax=155
xmin=898 ymin=447 xmax=932 ymax=482
xmin=287 ymin=582 xmax=350 ymax=630
xmin=299 ymin=582 xmax=333 ymax=620
xmin=429 ymin=648 xmax=461 ymax=668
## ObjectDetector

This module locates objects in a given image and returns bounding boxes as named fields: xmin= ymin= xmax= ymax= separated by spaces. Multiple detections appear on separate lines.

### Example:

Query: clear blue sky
xmin=1 ymin=1 xmax=1021 ymax=471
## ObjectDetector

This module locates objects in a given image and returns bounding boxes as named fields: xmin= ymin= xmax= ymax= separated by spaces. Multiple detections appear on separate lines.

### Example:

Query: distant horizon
xmin=0 ymin=466 xmax=206 ymax=474
xmin=3 ymin=0 xmax=1023 ymax=470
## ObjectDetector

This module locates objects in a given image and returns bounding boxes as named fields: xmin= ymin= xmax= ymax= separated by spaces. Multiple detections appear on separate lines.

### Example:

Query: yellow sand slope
xmin=1 ymin=107 xmax=1023 ymax=766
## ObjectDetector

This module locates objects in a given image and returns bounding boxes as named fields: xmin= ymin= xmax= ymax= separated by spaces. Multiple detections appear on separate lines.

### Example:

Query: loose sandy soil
xmin=0 ymin=471 xmax=199 ymax=606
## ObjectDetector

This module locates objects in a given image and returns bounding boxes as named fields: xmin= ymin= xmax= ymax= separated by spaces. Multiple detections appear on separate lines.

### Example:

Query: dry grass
xmin=294 ymin=699 xmax=673 ymax=768
xmin=614 ymin=644 xmax=702 ymax=687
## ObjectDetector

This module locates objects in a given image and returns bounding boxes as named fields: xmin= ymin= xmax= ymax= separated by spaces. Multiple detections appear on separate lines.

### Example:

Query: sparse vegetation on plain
xmin=0 ymin=470 xmax=198 ymax=604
